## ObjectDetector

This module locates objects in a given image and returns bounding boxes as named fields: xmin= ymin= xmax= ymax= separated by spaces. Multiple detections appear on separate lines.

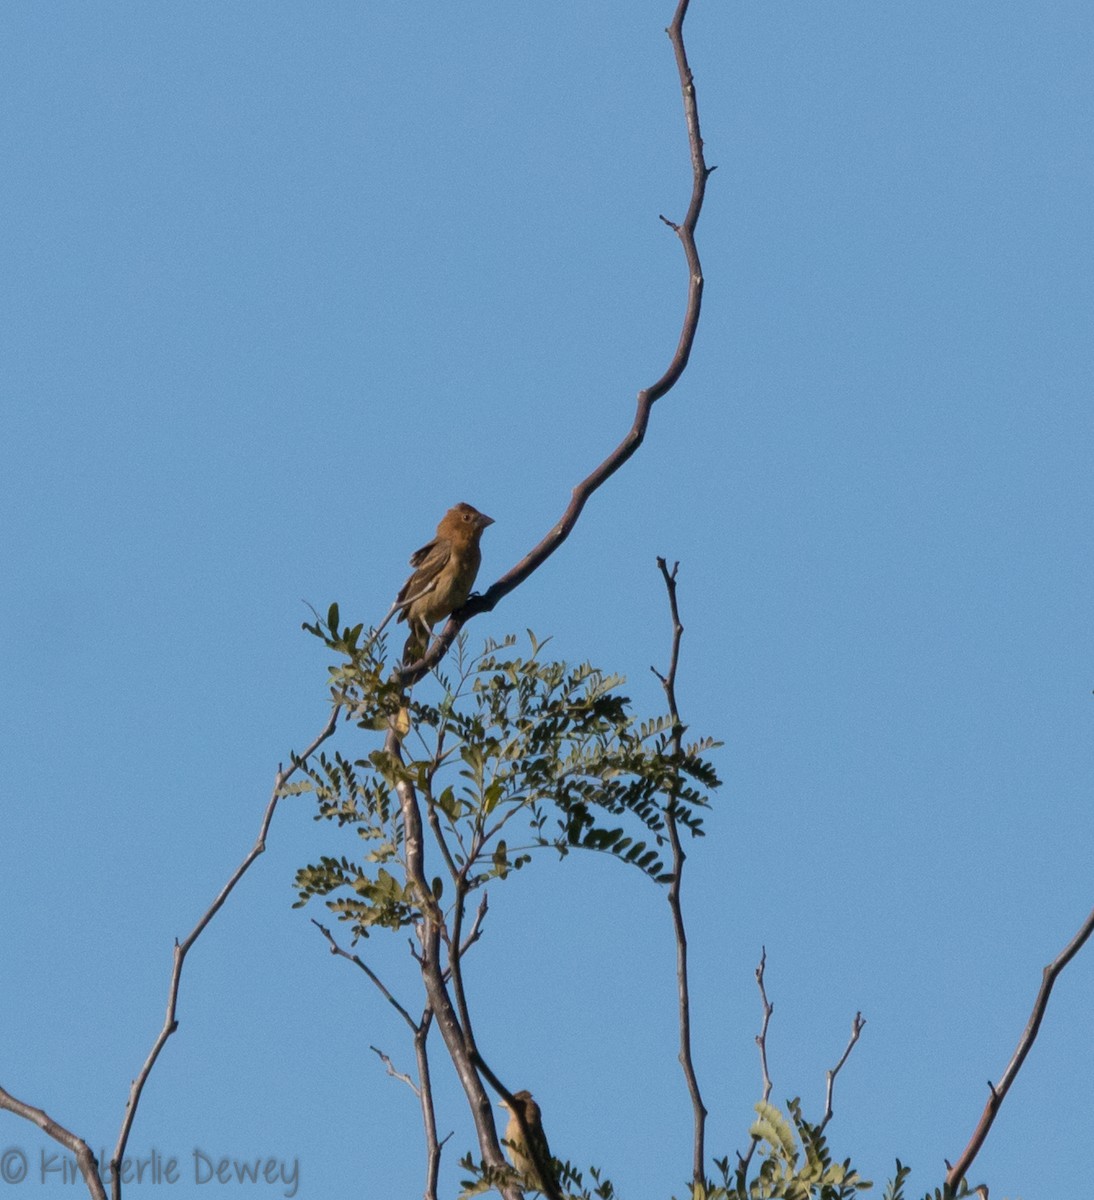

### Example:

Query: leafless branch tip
xmin=946 ymin=904 xmax=1094 ymax=1189
xmin=818 ymin=1011 xmax=866 ymax=1133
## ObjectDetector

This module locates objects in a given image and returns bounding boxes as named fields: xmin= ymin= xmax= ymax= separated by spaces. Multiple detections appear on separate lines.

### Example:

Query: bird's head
xmin=447 ymin=502 xmax=493 ymax=530
xmin=499 ymin=1090 xmax=539 ymax=1119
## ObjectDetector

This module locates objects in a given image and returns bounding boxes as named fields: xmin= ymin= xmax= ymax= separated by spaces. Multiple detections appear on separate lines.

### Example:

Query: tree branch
xmin=370 ymin=1045 xmax=419 ymax=1095
xmin=818 ymin=1012 xmax=865 ymax=1134
xmin=110 ymin=703 xmax=342 ymax=1199
xmin=736 ymin=949 xmax=774 ymax=1188
xmin=313 ymin=918 xmax=443 ymax=1199
xmin=383 ymin=6 xmax=714 ymax=1197
xmin=654 ymin=557 xmax=707 ymax=1186
xmin=946 ymin=904 xmax=1094 ymax=1190
xmin=312 ymin=919 xmax=418 ymax=1032
xmin=457 ymin=893 xmax=490 ymax=963
xmin=446 ymin=880 xmax=479 ymax=1064
xmin=424 ymin=788 xmax=463 ymax=886
xmin=754 ymin=948 xmax=775 ymax=1104
xmin=384 ymin=728 xmax=520 ymax=1200
xmin=0 ymin=1086 xmax=106 ymax=1200
xmin=396 ymin=0 xmax=712 ymax=684
xmin=414 ymin=1014 xmax=444 ymax=1200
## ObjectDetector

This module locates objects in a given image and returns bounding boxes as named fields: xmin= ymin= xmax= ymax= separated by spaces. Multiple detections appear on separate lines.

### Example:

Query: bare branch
xmin=439 ymin=897 xmax=489 ymax=988
xmin=446 ymin=881 xmax=480 ymax=1062
xmin=312 ymin=919 xmax=418 ymax=1032
xmin=385 ymin=728 xmax=520 ymax=1200
xmin=0 ymin=1086 xmax=106 ymax=1200
xmin=110 ymin=702 xmax=342 ymax=1199
xmin=457 ymin=893 xmax=490 ymax=963
xmin=736 ymin=949 xmax=774 ymax=1187
xmin=396 ymin=0 xmax=713 ymax=685
xmin=415 ymin=1013 xmax=443 ymax=1200
xmin=424 ymin=788 xmax=464 ymax=885
xmin=818 ymin=1012 xmax=866 ymax=1133
xmin=654 ymin=557 xmax=707 ymax=1186
xmin=755 ymin=948 xmax=774 ymax=1102
xmin=314 ymin=919 xmax=444 ymax=1199
xmin=370 ymin=1045 xmax=419 ymax=1096
xmin=946 ymin=904 xmax=1094 ymax=1190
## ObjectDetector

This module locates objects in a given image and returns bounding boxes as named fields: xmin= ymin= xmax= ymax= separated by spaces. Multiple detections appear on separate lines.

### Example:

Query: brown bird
xmin=499 ymin=1090 xmax=559 ymax=1197
xmin=396 ymin=502 xmax=494 ymax=662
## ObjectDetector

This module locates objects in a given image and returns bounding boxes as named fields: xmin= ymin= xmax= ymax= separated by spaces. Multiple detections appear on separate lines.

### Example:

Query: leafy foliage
xmin=293 ymin=619 xmax=721 ymax=940
xmin=457 ymin=1151 xmax=616 ymax=1200
xmin=294 ymin=612 xmax=942 ymax=1200
xmin=882 ymin=1162 xmax=911 ymax=1200
xmin=680 ymin=1100 xmax=870 ymax=1200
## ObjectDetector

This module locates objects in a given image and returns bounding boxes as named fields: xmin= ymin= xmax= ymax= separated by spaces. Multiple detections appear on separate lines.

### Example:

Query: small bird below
xmin=499 ymin=1089 xmax=559 ymax=1197
xmin=395 ymin=502 xmax=494 ymax=662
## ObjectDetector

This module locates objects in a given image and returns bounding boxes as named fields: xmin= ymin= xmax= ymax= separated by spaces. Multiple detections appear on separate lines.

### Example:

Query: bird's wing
xmin=407 ymin=537 xmax=445 ymax=570
xmin=396 ymin=537 xmax=453 ymax=609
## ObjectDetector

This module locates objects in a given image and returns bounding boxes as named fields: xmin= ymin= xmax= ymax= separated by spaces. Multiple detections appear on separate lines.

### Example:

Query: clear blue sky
xmin=2 ymin=3 xmax=1092 ymax=1198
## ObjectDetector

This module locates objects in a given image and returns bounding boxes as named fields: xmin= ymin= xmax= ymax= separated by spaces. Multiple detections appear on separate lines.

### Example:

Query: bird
xmin=395 ymin=502 xmax=494 ymax=662
xmin=499 ymin=1089 xmax=559 ymax=1197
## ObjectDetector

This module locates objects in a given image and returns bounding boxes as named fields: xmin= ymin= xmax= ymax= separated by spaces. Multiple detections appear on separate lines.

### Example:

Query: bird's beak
xmin=479 ymin=513 xmax=495 ymax=527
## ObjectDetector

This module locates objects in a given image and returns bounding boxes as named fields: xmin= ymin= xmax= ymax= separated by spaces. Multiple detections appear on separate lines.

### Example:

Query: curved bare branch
xmin=946 ymin=904 xmax=1094 ymax=1190
xmin=0 ymin=1087 xmax=106 ymax=1200
xmin=110 ymin=703 xmax=342 ymax=1198
xmin=398 ymin=0 xmax=712 ymax=684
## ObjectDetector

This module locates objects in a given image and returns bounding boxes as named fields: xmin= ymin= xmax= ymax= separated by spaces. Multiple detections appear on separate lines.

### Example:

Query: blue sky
xmin=2 ymin=3 xmax=1092 ymax=1199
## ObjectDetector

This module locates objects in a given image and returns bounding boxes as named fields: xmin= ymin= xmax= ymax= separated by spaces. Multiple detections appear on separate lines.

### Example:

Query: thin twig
xmin=424 ymin=794 xmax=463 ymax=884
xmin=110 ymin=702 xmax=342 ymax=1199
xmin=370 ymin=1045 xmax=419 ymax=1095
xmin=946 ymin=904 xmax=1094 ymax=1190
xmin=312 ymin=919 xmax=418 ymax=1031
xmin=396 ymin=0 xmax=713 ymax=685
xmin=458 ymin=894 xmax=490 ymax=962
xmin=654 ymin=558 xmax=707 ymax=1186
xmin=437 ymin=893 xmax=490 ymax=986
xmin=446 ymin=879 xmax=479 ymax=1061
xmin=818 ymin=1012 xmax=866 ymax=1133
xmin=314 ymin=919 xmax=444 ymax=1199
xmin=736 ymin=949 xmax=774 ymax=1188
xmin=755 ymin=948 xmax=774 ymax=1102
xmin=0 ymin=1086 xmax=106 ymax=1200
